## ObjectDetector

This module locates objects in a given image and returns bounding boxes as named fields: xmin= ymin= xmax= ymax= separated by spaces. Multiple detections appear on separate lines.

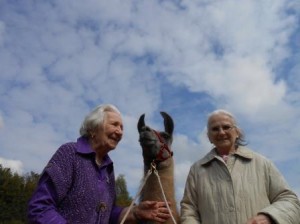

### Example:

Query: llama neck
xmin=143 ymin=156 xmax=173 ymax=171
xmin=142 ymin=158 xmax=179 ymax=224
xmin=142 ymin=158 xmax=176 ymax=200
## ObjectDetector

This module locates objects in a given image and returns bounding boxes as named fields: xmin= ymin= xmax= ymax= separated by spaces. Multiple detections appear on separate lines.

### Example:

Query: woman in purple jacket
xmin=28 ymin=104 xmax=170 ymax=224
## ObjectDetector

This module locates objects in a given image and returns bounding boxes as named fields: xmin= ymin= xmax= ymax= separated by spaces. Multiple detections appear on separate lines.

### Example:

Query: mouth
xmin=111 ymin=136 xmax=121 ymax=144
xmin=217 ymin=138 xmax=230 ymax=143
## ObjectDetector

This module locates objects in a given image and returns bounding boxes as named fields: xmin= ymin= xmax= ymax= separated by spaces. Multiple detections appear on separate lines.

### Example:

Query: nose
xmin=218 ymin=128 xmax=226 ymax=134
xmin=116 ymin=126 xmax=123 ymax=136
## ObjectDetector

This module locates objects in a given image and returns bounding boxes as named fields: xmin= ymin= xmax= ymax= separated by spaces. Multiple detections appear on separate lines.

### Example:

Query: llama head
xmin=137 ymin=112 xmax=174 ymax=165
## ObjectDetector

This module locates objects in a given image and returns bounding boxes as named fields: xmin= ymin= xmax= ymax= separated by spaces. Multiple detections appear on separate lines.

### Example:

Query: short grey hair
xmin=207 ymin=109 xmax=247 ymax=146
xmin=79 ymin=104 xmax=121 ymax=137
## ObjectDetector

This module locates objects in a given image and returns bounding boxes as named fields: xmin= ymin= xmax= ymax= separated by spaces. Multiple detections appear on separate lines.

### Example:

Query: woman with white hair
xmin=28 ymin=104 xmax=170 ymax=224
xmin=180 ymin=109 xmax=300 ymax=224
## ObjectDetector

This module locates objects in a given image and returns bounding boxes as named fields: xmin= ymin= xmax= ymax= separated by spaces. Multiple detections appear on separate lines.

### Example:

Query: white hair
xmin=79 ymin=104 xmax=121 ymax=137
xmin=207 ymin=109 xmax=247 ymax=146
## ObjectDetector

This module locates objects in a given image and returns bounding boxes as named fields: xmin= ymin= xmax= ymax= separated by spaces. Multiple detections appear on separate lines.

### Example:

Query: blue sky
xmin=0 ymin=0 xmax=299 ymax=201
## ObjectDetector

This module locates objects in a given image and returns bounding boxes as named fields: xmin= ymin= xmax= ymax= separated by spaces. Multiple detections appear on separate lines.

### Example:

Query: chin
xmin=109 ymin=145 xmax=117 ymax=150
xmin=108 ymin=141 xmax=119 ymax=149
xmin=216 ymin=143 xmax=231 ymax=149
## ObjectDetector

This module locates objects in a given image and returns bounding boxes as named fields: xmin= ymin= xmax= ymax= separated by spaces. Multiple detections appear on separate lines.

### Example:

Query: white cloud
xmin=0 ymin=157 xmax=24 ymax=174
xmin=0 ymin=0 xmax=299 ymax=204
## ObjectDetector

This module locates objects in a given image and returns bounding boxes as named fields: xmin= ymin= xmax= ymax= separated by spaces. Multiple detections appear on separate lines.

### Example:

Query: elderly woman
xmin=28 ymin=104 xmax=170 ymax=224
xmin=180 ymin=109 xmax=300 ymax=224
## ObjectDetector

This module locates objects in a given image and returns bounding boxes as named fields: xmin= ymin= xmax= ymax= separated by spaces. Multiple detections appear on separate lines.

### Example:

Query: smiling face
xmin=91 ymin=111 xmax=123 ymax=155
xmin=207 ymin=113 xmax=239 ymax=154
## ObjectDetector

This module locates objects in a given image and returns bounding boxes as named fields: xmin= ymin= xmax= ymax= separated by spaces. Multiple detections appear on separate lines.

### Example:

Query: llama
xmin=137 ymin=112 xmax=179 ymax=224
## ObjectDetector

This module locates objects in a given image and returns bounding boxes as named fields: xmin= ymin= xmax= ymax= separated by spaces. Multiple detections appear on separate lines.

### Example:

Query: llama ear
xmin=137 ymin=114 xmax=146 ymax=133
xmin=160 ymin=111 xmax=174 ymax=135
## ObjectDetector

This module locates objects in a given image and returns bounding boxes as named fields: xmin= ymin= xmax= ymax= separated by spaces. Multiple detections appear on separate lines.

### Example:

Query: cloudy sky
xmin=1 ymin=0 xmax=300 ymax=202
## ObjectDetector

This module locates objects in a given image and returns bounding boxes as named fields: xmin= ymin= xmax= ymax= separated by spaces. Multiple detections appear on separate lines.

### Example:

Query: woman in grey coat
xmin=180 ymin=109 xmax=300 ymax=224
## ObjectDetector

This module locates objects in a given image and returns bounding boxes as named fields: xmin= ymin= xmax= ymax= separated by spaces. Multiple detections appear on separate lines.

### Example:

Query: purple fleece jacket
xmin=28 ymin=137 xmax=123 ymax=224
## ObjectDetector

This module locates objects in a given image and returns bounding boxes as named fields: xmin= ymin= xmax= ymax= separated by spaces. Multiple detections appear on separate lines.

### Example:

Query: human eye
xmin=222 ymin=125 xmax=232 ymax=130
xmin=210 ymin=126 xmax=219 ymax=132
xmin=112 ymin=122 xmax=123 ymax=131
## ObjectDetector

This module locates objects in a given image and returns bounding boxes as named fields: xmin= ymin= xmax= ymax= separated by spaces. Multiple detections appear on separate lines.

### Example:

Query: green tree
xmin=0 ymin=165 xmax=39 ymax=224
xmin=0 ymin=166 xmax=134 ymax=222
xmin=115 ymin=174 xmax=132 ymax=206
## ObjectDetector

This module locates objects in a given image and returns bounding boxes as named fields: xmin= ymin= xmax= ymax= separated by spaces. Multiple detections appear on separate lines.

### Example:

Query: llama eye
xmin=160 ymin=133 xmax=170 ymax=139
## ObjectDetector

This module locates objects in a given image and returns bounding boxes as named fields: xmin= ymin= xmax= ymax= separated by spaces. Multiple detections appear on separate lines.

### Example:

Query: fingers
xmin=143 ymin=200 xmax=156 ymax=206
xmin=158 ymin=207 xmax=169 ymax=214
xmin=246 ymin=214 xmax=273 ymax=224
xmin=154 ymin=209 xmax=171 ymax=223
xmin=156 ymin=201 xmax=172 ymax=217
xmin=157 ymin=201 xmax=171 ymax=207
xmin=137 ymin=200 xmax=172 ymax=223
xmin=157 ymin=206 xmax=172 ymax=222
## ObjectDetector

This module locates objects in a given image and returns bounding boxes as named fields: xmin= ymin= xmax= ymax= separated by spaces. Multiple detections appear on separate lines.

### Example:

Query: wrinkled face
xmin=207 ymin=113 xmax=239 ymax=152
xmin=139 ymin=126 xmax=172 ymax=161
xmin=92 ymin=111 xmax=123 ymax=153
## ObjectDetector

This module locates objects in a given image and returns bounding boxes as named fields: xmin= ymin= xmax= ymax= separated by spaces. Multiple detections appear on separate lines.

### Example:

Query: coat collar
xmin=76 ymin=136 xmax=113 ymax=165
xmin=199 ymin=146 xmax=253 ymax=166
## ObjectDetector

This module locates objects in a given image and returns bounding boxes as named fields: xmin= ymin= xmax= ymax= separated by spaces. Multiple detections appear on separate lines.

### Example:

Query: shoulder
xmin=238 ymin=146 xmax=276 ymax=172
xmin=53 ymin=142 xmax=77 ymax=157
xmin=43 ymin=142 xmax=78 ymax=178
xmin=194 ymin=149 xmax=216 ymax=166
xmin=239 ymin=146 xmax=272 ymax=162
xmin=58 ymin=141 xmax=77 ymax=152
xmin=45 ymin=141 xmax=78 ymax=168
xmin=188 ymin=149 xmax=215 ymax=172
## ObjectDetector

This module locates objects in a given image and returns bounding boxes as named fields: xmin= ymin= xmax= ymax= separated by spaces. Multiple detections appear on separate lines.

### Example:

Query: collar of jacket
xmin=76 ymin=136 xmax=113 ymax=167
xmin=199 ymin=146 xmax=253 ymax=166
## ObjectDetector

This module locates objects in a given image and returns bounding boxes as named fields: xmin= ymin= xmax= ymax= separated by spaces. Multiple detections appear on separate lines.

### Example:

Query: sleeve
xmin=180 ymin=166 xmax=201 ymax=224
xmin=259 ymin=161 xmax=300 ymax=224
xmin=109 ymin=205 xmax=124 ymax=224
xmin=43 ymin=145 xmax=74 ymax=202
xmin=27 ymin=145 xmax=75 ymax=224
xmin=27 ymin=173 xmax=67 ymax=224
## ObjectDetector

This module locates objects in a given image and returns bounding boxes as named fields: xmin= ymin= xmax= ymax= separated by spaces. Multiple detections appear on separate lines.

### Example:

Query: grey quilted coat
xmin=180 ymin=146 xmax=300 ymax=224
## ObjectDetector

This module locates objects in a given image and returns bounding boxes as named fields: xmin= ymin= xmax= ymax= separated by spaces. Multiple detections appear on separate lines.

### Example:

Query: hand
xmin=135 ymin=201 xmax=171 ymax=223
xmin=246 ymin=214 xmax=273 ymax=224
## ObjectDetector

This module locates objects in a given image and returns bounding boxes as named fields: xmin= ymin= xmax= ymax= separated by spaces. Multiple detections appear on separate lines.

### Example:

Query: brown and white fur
xmin=137 ymin=112 xmax=179 ymax=224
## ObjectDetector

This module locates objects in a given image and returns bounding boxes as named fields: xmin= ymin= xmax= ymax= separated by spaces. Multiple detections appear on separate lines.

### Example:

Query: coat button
xmin=96 ymin=202 xmax=107 ymax=212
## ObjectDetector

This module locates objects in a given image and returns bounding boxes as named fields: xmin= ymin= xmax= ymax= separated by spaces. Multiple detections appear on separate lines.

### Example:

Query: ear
xmin=89 ymin=131 xmax=95 ymax=139
xmin=234 ymin=127 xmax=240 ymax=138
xmin=160 ymin=111 xmax=174 ymax=135
xmin=207 ymin=131 xmax=212 ymax=143
xmin=137 ymin=114 xmax=145 ymax=133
